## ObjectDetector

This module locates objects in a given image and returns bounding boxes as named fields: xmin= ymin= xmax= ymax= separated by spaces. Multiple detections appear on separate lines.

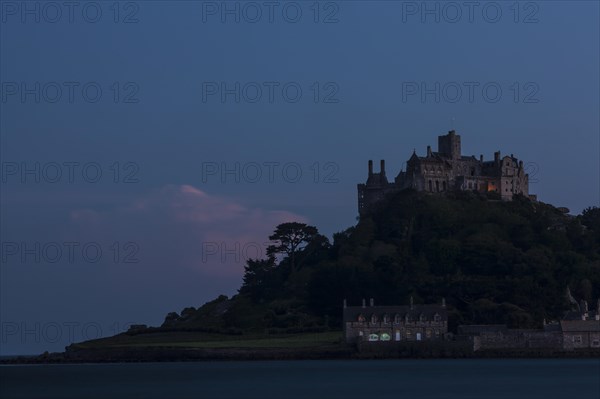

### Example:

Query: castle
xmin=357 ymin=130 xmax=530 ymax=215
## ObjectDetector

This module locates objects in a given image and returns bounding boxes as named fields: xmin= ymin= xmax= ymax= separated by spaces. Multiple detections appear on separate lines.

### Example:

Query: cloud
xmin=66 ymin=184 xmax=307 ymax=278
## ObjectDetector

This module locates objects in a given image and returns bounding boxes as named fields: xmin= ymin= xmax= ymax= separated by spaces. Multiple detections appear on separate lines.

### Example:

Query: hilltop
xmin=32 ymin=189 xmax=597 ymax=362
xmin=122 ymin=191 xmax=599 ymax=335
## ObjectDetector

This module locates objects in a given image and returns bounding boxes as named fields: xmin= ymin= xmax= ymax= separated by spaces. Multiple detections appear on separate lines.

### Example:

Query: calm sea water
xmin=1 ymin=359 xmax=599 ymax=399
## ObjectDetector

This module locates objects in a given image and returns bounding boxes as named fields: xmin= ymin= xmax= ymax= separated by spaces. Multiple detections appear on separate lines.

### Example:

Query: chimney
xmin=494 ymin=151 xmax=500 ymax=163
xmin=442 ymin=297 xmax=446 ymax=308
xmin=343 ymin=299 xmax=347 ymax=309
xmin=519 ymin=160 xmax=523 ymax=168
xmin=427 ymin=146 xmax=432 ymax=157
xmin=480 ymin=154 xmax=483 ymax=162
xmin=368 ymin=160 xmax=373 ymax=176
xmin=410 ymin=296 xmax=414 ymax=310
xmin=362 ymin=298 xmax=366 ymax=308
xmin=380 ymin=160 xmax=386 ymax=175
xmin=370 ymin=298 xmax=374 ymax=307
xmin=581 ymin=300 xmax=589 ymax=319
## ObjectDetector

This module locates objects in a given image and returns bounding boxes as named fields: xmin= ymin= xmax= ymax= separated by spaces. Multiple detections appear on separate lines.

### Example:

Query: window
xmin=573 ymin=335 xmax=582 ymax=344
xmin=370 ymin=314 xmax=378 ymax=324
xmin=592 ymin=340 xmax=600 ymax=347
xmin=383 ymin=314 xmax=390 ymax=324
xmin=394 ymin=314 xmax=401 ymax=324
xmin=357 ymin=314 xmax=365 ymax=323
xmin=434 ymin=313 xmax=441 ymax=322
xmin=419 ymin=313 xmax=426 ymax=322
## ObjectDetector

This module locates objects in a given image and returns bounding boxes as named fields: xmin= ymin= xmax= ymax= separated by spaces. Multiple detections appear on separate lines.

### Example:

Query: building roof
xmin=560 ymin=319 xmax=600 ymax=332
xmin=343 ymin=304 xmax=447 ymax=323
xmin=457 ymin=325 xmax=508 ymax=335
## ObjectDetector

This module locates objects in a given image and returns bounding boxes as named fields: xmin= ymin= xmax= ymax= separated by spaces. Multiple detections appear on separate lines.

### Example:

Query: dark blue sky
xmin=1 ymin=1 xmax=599 ymax=355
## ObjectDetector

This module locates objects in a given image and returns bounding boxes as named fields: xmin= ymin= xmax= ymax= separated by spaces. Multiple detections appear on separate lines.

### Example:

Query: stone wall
xmin=466 ymin=330 xmax=562 ymax=351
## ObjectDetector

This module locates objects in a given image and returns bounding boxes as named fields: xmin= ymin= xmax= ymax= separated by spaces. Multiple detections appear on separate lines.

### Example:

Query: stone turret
xmin=438 ymin=130 xmax=461 ymax=159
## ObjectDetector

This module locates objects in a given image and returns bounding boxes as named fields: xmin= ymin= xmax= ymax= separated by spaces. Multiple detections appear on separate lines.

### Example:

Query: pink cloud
xmin=67 ymin=185 xmax=307 ymax=278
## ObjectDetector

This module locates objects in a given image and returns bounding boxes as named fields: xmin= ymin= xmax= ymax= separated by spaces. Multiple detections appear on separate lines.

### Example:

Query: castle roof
xmin=366 ymin=173 xmax=389 ymax=186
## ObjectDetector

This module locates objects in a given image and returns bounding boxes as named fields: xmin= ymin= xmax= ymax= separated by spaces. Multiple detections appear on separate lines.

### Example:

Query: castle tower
xmin=438 ymin=130 xmax=461 ymax=160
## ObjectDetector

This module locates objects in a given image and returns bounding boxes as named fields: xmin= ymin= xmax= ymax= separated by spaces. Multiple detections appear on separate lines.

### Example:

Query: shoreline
xmin=2 ymin=345 xmax=599 ymax=365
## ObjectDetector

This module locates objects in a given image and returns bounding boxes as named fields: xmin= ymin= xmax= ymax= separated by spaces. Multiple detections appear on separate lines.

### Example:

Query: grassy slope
xmin=71 ymin=331 xmax=343 ymax=350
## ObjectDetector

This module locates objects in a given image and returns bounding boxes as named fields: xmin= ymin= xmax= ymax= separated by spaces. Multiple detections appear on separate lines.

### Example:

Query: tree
xmin=162 ymin=312 xmax=180 ymax=327
xmin=240 ymin=257 xmax=277 ymax=301
xmin=267 ymin=222 xmax=319 ymax=274
xmin=581 ymin=206 xmax=600 ymax=229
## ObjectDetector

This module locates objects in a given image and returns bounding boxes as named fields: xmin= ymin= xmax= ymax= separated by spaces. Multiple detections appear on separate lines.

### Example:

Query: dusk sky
xmin=1 ymin=1 xmax=598 ymax=355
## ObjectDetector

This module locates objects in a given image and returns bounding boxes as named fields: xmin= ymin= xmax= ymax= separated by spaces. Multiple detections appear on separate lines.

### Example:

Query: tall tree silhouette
xmin=267 ymin=222 xmax=319 ymax=274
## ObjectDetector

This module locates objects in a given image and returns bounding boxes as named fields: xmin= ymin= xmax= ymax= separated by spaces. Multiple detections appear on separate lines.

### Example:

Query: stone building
xmin=457 ymin=299 xmax=600 ymax=351
xmin=560 ymin=299 xmax=600 ymax=350
xmin=343 ymin=298 xmax=448 ymax=343
xmin=357 ymin=130 xmax=530 ymax=215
